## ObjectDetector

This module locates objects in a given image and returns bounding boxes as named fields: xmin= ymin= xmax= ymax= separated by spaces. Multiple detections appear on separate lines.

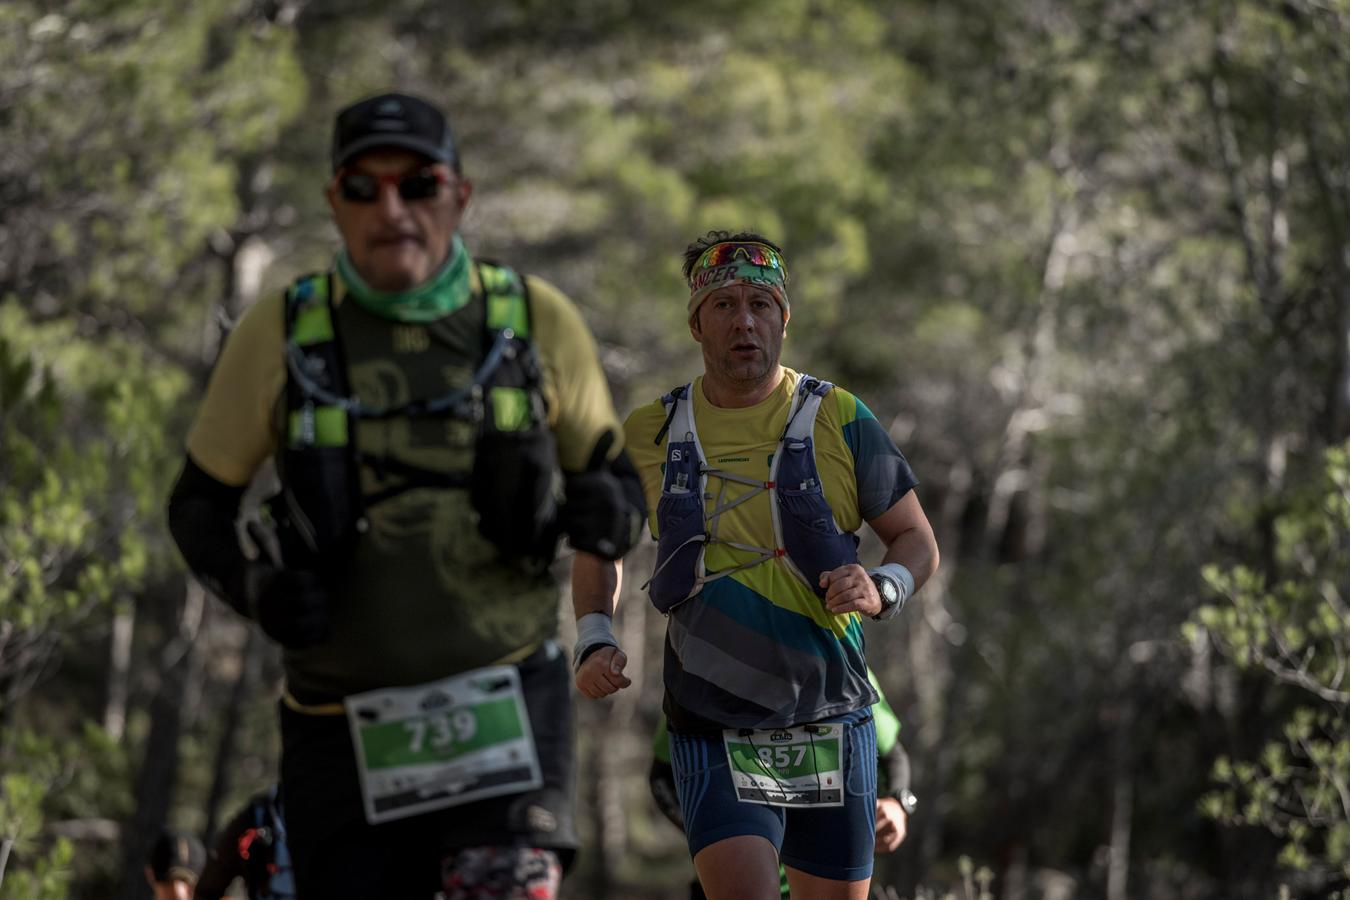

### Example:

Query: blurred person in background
xmin=146 ymin=827 xmax=205 ymax=900
xmin=196 ymin=785 xmax=294 ymax=900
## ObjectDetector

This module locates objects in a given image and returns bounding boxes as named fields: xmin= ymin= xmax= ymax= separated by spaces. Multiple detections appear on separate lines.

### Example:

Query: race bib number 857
xmin=722 ymin=723 xmax=845 ymax=808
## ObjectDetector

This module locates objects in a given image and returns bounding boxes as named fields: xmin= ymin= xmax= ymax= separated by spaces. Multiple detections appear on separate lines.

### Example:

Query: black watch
xmin=896 ymin=788 xmax=918 ymax=815
xmin=870 ymin=571 xmax=901 ymax=620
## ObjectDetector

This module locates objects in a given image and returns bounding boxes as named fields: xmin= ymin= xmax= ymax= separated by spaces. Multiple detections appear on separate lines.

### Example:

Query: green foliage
xmin=0 ymin=733 xmax=77 ymax=900
xmin=1 ymin=0 xmax=307 ymax=337
xmin=2 ymin=0 xmax=1350 ymax=895
xmin=1193 ymin=442 xmax=1350 ymax=885
xmin=0 ymin=302 xmax=187 ymax=698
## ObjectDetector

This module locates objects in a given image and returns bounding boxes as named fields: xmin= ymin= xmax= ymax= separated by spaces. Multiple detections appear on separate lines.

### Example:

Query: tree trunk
xmin=908 ymin=565 xmax=956 ymax=884
xmin=581 ymin=699 xmax=615 ymax=900
xmin=203 ymin=627 xmax=261 ymax=843
xmin=1304 ymin=113 xmax=1350 ymax=443
xmin=104 ymin=604 xmax=135 ymax=740
xmin=0 ymin=836 xmax=12 ymax=893
xmin=117 ymin=577 xmax=203 ymax=900
xmin=1106 ymin=703 xmax=1134 ymax=900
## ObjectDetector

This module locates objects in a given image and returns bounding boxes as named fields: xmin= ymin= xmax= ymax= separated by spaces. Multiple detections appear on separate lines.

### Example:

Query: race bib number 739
xmin=345 ymin=666 xmax=542 ymax=824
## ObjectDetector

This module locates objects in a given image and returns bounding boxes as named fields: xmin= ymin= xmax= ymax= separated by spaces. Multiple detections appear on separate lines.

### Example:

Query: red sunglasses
xmin=336 ymin=168 xmax=448 ymax=203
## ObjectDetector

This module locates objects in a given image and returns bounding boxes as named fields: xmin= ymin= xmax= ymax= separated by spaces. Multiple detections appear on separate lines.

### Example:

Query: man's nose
xmin=374 ymin=182 xmax=409 ymax=219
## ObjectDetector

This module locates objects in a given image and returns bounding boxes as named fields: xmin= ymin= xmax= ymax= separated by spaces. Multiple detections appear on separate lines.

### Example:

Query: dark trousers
xmin=280 ymin=644 xmax=577 ymax=899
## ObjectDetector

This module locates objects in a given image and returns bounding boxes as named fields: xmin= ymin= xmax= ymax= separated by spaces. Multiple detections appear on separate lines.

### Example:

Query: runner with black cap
xmin=167 ymin=91 xmax=645 ymax=899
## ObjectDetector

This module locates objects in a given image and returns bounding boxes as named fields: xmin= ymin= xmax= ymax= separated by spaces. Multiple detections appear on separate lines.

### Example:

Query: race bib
xmin=345 ymin=666 xmax=543 ymax=824
xmin=722 ymin=723 xmax=845 ymax=808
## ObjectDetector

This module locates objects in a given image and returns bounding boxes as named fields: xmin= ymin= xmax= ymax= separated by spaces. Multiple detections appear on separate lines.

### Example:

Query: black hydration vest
xmin=271 ymin=261 xmax=560 ymax=568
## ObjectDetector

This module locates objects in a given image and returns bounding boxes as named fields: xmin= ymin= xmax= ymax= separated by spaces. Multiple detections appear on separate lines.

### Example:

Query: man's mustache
xmin=370 ymin=231 xmax=424 ymax=246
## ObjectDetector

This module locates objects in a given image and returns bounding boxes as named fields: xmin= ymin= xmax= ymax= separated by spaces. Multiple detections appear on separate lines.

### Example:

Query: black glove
xmin=560 ymin=468 xmax=644 ymax=560
xmin=242 ymin=564 xmax=332 ymax=649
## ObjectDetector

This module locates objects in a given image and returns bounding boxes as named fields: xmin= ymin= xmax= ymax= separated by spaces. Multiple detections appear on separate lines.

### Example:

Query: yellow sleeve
xmin=622 ymin=401 xmax=672 ymax=537
xmin=527 ymin=276 xmax=623 ymax=472
xmin=185 ymin=292 xmax=287 ymax=486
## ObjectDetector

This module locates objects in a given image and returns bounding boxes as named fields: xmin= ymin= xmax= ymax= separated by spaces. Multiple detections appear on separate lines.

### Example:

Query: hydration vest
xmin=646 ymin=375 xmax=860 ymax=614
xmin=272 ymin=261 xmax=557 ymax=567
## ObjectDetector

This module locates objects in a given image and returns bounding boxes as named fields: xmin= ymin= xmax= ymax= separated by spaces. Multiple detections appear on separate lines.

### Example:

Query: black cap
xmin=146 ymin=827 xmax=205 ymax=885
xmin=331 ymin=92 xmax=460 ymax=173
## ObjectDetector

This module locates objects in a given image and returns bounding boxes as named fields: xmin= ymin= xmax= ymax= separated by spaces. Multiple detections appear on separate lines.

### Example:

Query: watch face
xmin=876 ymin=575 xmax=899 ymax=604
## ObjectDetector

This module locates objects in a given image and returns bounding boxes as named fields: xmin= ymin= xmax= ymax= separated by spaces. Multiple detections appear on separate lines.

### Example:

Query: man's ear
xmin=453 ymin=176 xmax=474 ymax=212
xmin=689 ymin=311 xmax=703 ymax=343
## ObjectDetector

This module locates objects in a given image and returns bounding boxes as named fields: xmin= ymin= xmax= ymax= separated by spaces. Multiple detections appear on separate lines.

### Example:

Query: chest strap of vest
xmin=284 ymin=327 xmax=511 ymax=424
xmin=282 ymin=264 xmax=535 ymax=515
xmin=354 ymin=453 xmax=473 ymax=507
xmin=642 ymin=379 xmax=827 ymax=599
xmin=284 ymin=263 xmax=531 ymax=427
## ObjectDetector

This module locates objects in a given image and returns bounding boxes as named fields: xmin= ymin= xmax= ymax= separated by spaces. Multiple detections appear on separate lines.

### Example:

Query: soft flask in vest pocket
xmin=470 ymin=386 xmax=561 ymax=562
xmin=274 ymin=444 xmax=362 ymax=566
xmin=649 ymin=438 xmax=706 ymax=613
xmin=775 ymin=436 xmax=860 ymax=598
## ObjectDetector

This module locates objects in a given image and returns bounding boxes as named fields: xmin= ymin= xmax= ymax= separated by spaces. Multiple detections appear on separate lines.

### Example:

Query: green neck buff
xmin=336 ymin=235 xmax=473 ymax=323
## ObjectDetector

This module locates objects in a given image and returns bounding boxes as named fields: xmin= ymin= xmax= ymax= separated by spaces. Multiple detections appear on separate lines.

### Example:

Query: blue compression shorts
xmin=667 ymin=707 xmax=877 ymax=882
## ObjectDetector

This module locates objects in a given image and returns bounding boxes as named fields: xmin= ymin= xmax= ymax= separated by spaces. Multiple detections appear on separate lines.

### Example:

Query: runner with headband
xmin=589 ymin=230 xmax=938 ymax=899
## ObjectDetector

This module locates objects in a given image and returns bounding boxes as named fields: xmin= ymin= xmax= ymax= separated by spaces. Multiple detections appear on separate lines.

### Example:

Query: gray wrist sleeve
xmin=573 ymin=612 xmax=619 ymax=671
xmin=869 ymin=562 xmax=915 ymax=620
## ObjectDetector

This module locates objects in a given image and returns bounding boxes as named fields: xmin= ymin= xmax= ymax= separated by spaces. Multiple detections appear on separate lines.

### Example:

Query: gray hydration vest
xmin=647 ymin=375 xmax=860 ymax=613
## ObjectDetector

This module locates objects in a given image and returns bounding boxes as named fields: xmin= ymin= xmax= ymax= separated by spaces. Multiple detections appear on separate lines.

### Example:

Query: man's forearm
xmin=571 ymin=551 xmax=622 ymax=618
xmin=882 ymin=525 xmax=939 ymax=593
xmin=570 ymin=551 xmax=622 ymax=668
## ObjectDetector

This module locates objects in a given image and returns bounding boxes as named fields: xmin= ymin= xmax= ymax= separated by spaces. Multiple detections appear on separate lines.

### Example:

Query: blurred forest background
xmin=4 ymin=0 xmax=1350 ymax=897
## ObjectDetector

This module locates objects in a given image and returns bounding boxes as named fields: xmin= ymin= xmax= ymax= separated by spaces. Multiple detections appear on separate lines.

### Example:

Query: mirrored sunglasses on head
xmin=337 ymin=167 xmax=447 ymax=203
xmin=695 ymin=241 xmax=787 ymax=273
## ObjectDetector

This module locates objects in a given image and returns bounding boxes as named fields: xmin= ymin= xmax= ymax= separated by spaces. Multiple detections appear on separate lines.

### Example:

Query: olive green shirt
xmin=187 ymin=262 xmax=622 ymax=701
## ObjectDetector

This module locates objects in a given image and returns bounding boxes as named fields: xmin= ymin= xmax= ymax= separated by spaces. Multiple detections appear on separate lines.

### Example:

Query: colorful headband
xmin=687 ymin=241 xmax=790 ymax=317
